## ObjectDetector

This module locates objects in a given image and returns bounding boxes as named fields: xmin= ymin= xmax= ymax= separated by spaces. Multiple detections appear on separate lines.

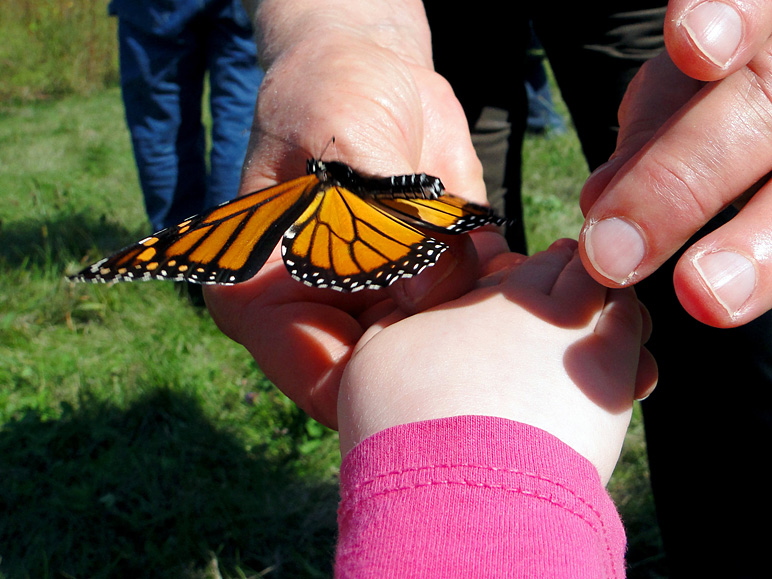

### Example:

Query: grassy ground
xmin=0 ymin=1 xmax=118 ymax=102
xmin=0 ymin=4 xmax=668 ymax=576
xmin=0 ymin=89 xmax=341 ymax=578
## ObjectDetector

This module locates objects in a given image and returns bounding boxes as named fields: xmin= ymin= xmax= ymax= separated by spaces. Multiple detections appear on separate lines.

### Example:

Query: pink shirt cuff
xmin=337 ymin=415 xmax=626 ymax=578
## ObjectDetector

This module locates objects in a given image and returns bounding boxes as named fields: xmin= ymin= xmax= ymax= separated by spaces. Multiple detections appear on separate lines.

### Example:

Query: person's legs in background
xmin=204 ymin=0 xmax=262 ymax=210
xmin=524 ymin=23 xmax=566 ymax=136
xmin=116 ymin=18 xmax=208 ymax=232
xmin=116 ymin=0 xmax=262 ymax=233
xmin=423 ymin=1 xmax=530 ymax=254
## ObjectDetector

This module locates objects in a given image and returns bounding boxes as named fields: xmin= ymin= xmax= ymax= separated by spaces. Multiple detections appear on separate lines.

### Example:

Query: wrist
xmin=254 ymin=0 xmax=433 ymax=69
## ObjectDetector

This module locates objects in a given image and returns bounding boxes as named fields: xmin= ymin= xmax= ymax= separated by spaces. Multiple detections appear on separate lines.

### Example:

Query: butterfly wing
xmin=371 ymin=192 xmax=506 ymax=234
xmin=71 ymin=174 xmax=320 ymax=285
xmin=282 ymin=185 xmax=448 ymax=291
xmin=71 ymin=159 xmax=505 ymax=291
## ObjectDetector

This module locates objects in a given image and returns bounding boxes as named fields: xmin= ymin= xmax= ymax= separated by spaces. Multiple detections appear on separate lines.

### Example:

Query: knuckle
xmin=642 ymin=151 xmax=724 ymax=225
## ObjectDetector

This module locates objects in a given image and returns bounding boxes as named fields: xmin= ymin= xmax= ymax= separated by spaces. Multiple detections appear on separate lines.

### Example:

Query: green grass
xmin=0 ymin=26 xmax=667 ymax=576
xmin=0 ymin=1 xmax=118 ymax=102
xmin=522 ymin=128 xmax=588 ymax=251
xmin=0 ymin=89 xmax=340 ymax=578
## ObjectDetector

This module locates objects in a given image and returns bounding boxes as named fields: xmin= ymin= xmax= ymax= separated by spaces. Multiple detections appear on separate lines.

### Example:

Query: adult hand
xmin=204 ymin=0 xmax=488 ymax=429
xmin=579 ymin=0 xmax=772 ymax=328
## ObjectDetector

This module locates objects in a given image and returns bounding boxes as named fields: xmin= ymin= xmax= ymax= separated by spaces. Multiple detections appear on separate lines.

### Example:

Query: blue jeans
xmin=113 ymin=0 xmax=262 ymax=231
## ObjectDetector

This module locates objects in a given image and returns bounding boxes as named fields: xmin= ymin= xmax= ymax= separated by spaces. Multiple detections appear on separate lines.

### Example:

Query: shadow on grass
xmin=0 ymin=210 xmax=147 ymax=270
xmin=0 ymin=388 xmax=339 ymax=579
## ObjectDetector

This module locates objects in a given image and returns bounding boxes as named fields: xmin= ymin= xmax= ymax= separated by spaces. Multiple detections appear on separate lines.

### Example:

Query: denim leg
xmin=117 ymin=18 xmax=207 ymax=232
xmin=205 ymin=0 xmax=262 ymax=209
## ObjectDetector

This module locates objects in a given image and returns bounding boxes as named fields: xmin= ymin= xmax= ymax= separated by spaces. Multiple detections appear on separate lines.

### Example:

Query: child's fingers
xmin=571 ymin=286 xmax=647 ymax=410
xmin=634 ymin=346 xmax=659 ymax=401
xmin=500 ymin=238 xmax=580 ymax=294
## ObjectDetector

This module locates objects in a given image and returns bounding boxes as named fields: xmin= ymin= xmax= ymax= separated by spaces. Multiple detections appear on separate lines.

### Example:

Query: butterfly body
xmin=71 ymin=159 xmax=505 ymax=291
xmin=310 ymin=159 xmax=445 ymax=200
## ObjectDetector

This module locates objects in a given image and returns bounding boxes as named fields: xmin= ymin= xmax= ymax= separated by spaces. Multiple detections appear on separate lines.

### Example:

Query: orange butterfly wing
xmin=371 ymin=193 xmax=506 ymax=234
xmin=71 ymin=174 xmax=320 ymax=285
xmin=282 ymin=185 xmax=448 ymax=291
xmin=71 ymin=160 xmax=506 ymax=291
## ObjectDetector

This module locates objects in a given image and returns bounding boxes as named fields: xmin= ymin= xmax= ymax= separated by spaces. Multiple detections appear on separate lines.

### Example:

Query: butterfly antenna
xmin=319 ymin=136 xmax=336 ymax=161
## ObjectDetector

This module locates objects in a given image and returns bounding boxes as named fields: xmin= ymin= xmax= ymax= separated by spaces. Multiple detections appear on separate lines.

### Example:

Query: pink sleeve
xmin=336 ymin=415 xmax=626 ymax=578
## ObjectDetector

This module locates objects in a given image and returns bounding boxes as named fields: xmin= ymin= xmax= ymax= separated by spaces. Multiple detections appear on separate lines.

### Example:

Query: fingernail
xmin=693 ymin=250 xmax=756 ymax=316
xmin=682 ymin=1 xmax=743 ymax=68
xmin=583 ymin=218 xmax=646 ymax=284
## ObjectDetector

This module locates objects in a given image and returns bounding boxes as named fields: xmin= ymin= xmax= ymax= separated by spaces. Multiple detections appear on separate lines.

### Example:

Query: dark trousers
xmin=425 ymin=2 xmax=772 ymax=576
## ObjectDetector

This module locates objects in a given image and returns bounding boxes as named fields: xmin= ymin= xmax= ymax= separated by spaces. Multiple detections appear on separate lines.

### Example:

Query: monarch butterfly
xmin=70 ymin=159 xmax=505 ymax=292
